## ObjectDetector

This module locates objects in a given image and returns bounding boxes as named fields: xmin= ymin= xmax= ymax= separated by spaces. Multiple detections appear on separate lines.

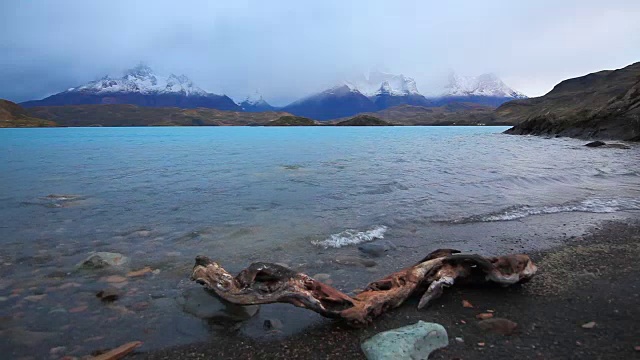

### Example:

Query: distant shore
xmin=138 ymin=219 xmax=640 ymax=360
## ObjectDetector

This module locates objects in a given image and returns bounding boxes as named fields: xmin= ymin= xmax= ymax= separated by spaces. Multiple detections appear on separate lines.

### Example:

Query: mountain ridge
xmin=21 ymin=64 xmax=241 ymax=111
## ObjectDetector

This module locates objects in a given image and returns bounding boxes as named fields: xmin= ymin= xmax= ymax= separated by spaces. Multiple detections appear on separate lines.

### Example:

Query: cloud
xmin=1 ymin=0 xmax=639 ymax=105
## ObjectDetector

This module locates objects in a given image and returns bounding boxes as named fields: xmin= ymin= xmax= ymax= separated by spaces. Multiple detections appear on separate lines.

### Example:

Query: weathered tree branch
xmin=191 ymin=249 xmax=537 ymax=326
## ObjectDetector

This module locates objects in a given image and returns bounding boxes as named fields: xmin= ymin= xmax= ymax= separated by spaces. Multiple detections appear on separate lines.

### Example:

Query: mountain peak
xmin=350 ymin=71 xmax=420 ymax=96
xmin=124 ymin=63 xmax=155 ymax=78
xmin=443 ymin=72 xmax=526 ymax=98
xmin=239 ymin=90 xmax=274 ymax=112
xmin=68 ymin=64 xmax=207 ymax=96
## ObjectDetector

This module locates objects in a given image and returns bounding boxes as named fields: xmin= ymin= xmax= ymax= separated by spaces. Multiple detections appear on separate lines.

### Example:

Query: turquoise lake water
xmin=1 ymin=126 xmax=639 ymax=357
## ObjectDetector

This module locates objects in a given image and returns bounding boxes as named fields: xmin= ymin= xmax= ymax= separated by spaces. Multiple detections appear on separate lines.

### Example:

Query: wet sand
xmin=139 ymin=220 xmax=640 ymax=359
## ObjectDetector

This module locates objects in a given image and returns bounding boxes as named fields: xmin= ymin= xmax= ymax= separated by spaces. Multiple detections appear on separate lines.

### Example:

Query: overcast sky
xmin=1 ymin=0 xmax=639 ymax=105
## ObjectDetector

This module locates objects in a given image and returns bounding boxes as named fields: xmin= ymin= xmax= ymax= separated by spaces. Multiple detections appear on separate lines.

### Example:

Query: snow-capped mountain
xmin=430 ymin=72 xmax=527 ymax=107
xmin=347 ymin=71 xmax=420 ymax=97
xmin=239 ymin=91 xmax=275 ymax=112
xmin=282 ymin=71 xmax=431 ymax=119
xmin=282 ymin=85 xmax=376 ymax=120
xmin=67 ymin=64 xmax=209 ymax=96
xmin=21 ymin=64 xmax=241 ymax=111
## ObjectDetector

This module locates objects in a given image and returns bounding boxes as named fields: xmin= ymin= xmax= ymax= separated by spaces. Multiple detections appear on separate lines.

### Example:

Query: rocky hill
xmin=263 ymin=115 xmax=317 ymax=126
xmin=335 ymin=115 xmax=392 ymax=126
xmin=27 ymin=104 xmax=290 ymax=126
xmin=501 ymin=62 xmax=640 ymax=141
xmin=335 ymin=103 xmax=505 ymax=126
xmin=0 ymin=99 xmax=57 ymax=127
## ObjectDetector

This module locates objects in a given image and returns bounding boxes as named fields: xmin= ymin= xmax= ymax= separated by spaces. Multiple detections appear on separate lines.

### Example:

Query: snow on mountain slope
xmin=68 ymin=64 xmax=208 ymax=96
xmin=442 ymin=72 xmax=527 ymax=98
xmin=348 ymin=71 xmax=420 ymax=96
xmin=239 ymin=91 xmax=275 ymax=112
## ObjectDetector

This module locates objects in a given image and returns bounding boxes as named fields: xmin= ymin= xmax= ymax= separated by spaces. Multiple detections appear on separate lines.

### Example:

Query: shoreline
xmin=138 ymin=218 xmax=640 ymax=359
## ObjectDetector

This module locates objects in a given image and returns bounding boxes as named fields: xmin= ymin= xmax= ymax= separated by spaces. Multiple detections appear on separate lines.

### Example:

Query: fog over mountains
xmin=21 ymin=64 xmax=528 ymax=120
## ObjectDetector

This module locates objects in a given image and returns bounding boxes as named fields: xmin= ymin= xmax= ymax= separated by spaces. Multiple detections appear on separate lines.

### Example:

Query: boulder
xmin=178 ymin=288 xmax=259 ymax=321
xmin=77 ymin=252 xmax=129 ymax=270
xmin=585 ymin=141 xmax=606 ymax=147
xmin=361 ymin=321 xmax=448 ymax=360
xmin=358 ymin=241 xmax=397 ymax=257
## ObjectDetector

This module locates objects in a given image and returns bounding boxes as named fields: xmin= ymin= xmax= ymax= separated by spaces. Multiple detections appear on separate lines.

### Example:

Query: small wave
xmin=448 ymin=198 xmax=640 ymax=223
xmin=312 ymin=225 xmax=388 ymax=248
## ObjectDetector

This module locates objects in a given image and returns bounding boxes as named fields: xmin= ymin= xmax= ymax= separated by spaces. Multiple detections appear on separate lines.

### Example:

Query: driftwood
xmin=191 ymin=249 xmax=537 ymax=326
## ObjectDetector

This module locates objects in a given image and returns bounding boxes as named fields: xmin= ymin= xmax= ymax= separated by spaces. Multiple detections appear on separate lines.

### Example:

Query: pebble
xmin=462 ymin=300 xmax=473 ymax=308
xmin=103 ymin=275 xmax=127 ymax=283
xmin=455 ymin=337 xmax=464 ymax=343
xmin=50 ymin=346 xmax=66 ymax=356
xmin=476 ymin=313 xmax=494 ymax=320
xmin=477 ymin=318 xmax=518 ymax=335
xmin=127 ymin=267 xmax=153 ymax=277
xmin=24 ymin=294 xmax=47 ymax=302
xmin=581 ymin=321 xmax=596 ymax=329
xmin=59 ymin=282 xmax=82 ymax=290
xmin=69 ymin=305 xmax=88 ymax=313
xmin=96 ymin=288 xmax=121 ymax=302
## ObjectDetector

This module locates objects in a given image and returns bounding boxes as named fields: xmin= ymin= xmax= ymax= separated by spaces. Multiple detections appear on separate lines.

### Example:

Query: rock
xmin=59 ymin=282 xmax=82 ymax=290
xmin=581 ymin=321 xmax=596 ymax=329
xmin=77 ymin=252 xmax=129 ymax=270
xmin=178 ymin=288 xmax=259 ymax=321
xmin=358 ymin=241 xmax=397 ymax=257
xmin=127 ymin=267 xmax=153 ymax=277
xmin=335 ymin=256 xmax=377 ymax=268
xmin=476 ymin=313 xmax=494 ymax=320
xmin=584 ymin=141 xmax=630 ymax=149
xmin=263 ymin=318 xmax=283 ymax=330
xmin=96 ymin=288 xmax=121 ymax=302
xmin=585 ymin=141 xmax=606 ymax=147
xmin=477 ymin=318 xmax=518 ymax=335
xmin=69 ymin=305 xmax=88 ymax=313
xmin=24 ymin=294 xmax=47 ymax=302
xmin=455 ymin=337 xmax=464 ymax=344
xmin=604 ymin=143 xmax=630 ymax=149
xmin=462 ymin=300 xmax=473 ymax=308
xmin=361 ymin=321 xmax=448 ymax=360
xmin=312 ymin=273 xmax=331 ymax=282
xmin=103 ymin=275 xmax=127 ymax=284
xmin=50 ymin=346 xmax=66 ymax=356
xmin=89 ymin=341 xmax=142 ymax=360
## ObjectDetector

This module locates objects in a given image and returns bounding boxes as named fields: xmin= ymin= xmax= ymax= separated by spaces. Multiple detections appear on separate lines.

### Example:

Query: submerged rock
xmin=584 ymin=141 xmax=630 ymax=149
xmin=361 ymin=321 xmax=448 ymax=360
xmin=96 ymin=288 xmax=121 ymax=302
xmin=77 ymin=252 xmax=129 ymax=270
xmin=585 ymin=141 xmax=607 ymax=147
xmin=358 ymin=241 xmax=397 ymax=257
xmin=335 ymin=256 xmax=377 ymax=268
xmin=178 ymin=288 xmax=259 ymax=321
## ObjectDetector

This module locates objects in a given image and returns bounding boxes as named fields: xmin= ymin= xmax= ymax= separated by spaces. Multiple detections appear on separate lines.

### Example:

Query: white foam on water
xmin=480 ymin=198 xmax=640 ymax=222
xmin=312 ymin=225 xmax=388 ymax=248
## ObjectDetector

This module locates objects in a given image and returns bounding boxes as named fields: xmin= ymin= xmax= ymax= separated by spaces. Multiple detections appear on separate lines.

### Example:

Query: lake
xmin=1 ymin=126 xmax=639 ymax=357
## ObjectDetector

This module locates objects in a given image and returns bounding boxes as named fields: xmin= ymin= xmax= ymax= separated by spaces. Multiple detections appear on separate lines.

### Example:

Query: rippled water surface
xmin=1 ymin=127 xmax=638 ymax=357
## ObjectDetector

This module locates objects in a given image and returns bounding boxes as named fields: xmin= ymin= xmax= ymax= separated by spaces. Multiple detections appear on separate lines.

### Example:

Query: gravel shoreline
xmin=138 ymin=220 xmax=640 ymax=359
